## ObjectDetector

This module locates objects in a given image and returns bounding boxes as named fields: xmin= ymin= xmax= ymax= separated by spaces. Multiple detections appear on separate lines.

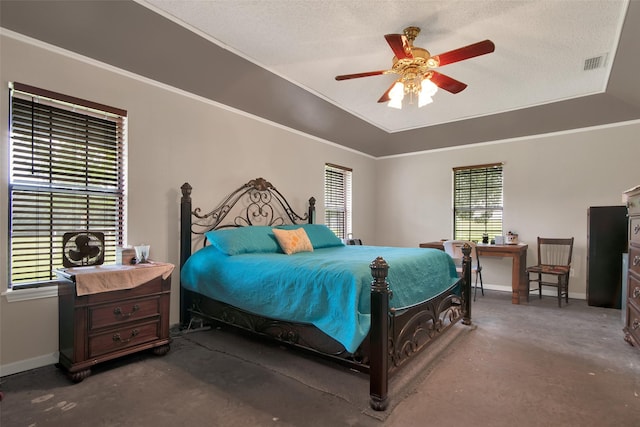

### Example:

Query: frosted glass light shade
xmin=388 ymin=81 xmax=405 ymax=109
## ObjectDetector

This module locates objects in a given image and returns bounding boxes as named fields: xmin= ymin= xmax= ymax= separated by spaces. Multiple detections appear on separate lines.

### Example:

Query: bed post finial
xmin=308 ymin=197 xmax=316 ymax=224
xmin=369 ymin=256 xmax=390 ymax=411
xmin=370 ymin=257 xmax=389 ymax=282
xmin=181 ymin=182 xmax=192 ymax=202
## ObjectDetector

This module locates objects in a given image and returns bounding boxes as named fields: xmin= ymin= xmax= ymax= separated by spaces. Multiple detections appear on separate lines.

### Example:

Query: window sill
xmin=2 ymin=285 xmax=59 ymax=302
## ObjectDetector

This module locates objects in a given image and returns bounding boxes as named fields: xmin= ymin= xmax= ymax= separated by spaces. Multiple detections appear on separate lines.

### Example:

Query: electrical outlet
xmin=570 ymin=268 xmax=575 ymax=277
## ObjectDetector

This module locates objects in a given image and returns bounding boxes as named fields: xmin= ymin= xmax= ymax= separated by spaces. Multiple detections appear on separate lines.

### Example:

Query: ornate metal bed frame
xmin=179 ymin=177 xmax=472 ymax=411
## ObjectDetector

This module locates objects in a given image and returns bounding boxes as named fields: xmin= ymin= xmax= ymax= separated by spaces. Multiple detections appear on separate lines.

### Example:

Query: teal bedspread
xmin=181 ymin=245 xmax=459 ymax=353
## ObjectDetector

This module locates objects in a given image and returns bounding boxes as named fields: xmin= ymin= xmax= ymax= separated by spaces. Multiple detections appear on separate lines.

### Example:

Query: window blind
xmin=453 ymin=163 xmax=503 ymax=241
xmin=324 ymin=164 xmax=352 ymax=239
xmin=9 ymin=83 xmax=126 ymax=286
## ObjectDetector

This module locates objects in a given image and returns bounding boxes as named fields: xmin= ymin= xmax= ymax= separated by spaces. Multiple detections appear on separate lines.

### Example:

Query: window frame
xmin=453 ymin=162 xmax=503 ymax=242
xmin=324 ymin=163 xmax=352 ymax=240
xmin=8 ymin=82 xmax=127 ymax=289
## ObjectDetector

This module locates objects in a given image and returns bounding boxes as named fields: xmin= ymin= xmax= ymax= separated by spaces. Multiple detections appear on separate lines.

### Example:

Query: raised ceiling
xmin=2 ymin=0 xmax=639 ymax=157
xmin=144 ymin=0 xmax=625 ymax=133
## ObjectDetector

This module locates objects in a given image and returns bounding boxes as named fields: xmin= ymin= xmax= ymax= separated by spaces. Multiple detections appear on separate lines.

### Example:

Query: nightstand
xmin=57 ymin=263 xmax=173 ymax=382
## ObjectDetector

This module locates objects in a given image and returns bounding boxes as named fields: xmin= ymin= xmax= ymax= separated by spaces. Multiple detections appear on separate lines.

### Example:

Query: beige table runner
xmin=63 ymin=262 xmax=175 ymax=296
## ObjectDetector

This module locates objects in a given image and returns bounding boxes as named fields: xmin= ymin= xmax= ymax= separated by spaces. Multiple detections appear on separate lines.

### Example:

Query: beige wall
xmin=0 ymin=33 xmax=377 ymax=374
xmin=2 ymin=30 xmax=639 ymax=375
xmin=374 ymin=124 xmax=640 ymax=293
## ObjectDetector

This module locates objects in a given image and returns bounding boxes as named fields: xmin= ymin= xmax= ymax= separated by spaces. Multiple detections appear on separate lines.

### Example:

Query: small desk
xmin=419 ymin=241 xmax=529 ymax=304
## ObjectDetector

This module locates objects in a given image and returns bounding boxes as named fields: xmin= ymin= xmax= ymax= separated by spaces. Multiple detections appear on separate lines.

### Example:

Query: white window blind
xmin=9 ymin=83 xmax=127 ymax=286
xmin=324 ymin=164 xmax=352 ymax=239
xmin=453 ymin=163 xmax=503 ymax=241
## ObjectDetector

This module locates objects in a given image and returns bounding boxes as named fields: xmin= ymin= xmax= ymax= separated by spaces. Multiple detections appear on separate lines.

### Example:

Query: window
xmin=324 ymin=163 xmax=352 ymax=239
xmin=9 ymin=83 xmax=127 ymax=287
xmin=453 ymin=163 xmax=503 ymax=241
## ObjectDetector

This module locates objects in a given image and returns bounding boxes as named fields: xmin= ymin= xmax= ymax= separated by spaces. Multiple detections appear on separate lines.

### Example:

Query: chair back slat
xmin=538 ymin=237 xmax=574 ymax=266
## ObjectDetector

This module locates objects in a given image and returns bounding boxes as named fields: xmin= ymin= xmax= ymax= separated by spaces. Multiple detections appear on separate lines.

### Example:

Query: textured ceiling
xmin=144 ymin=0 xmax=627 ymax=133
xmin=1 ymin=0 xmax=639 ymax=157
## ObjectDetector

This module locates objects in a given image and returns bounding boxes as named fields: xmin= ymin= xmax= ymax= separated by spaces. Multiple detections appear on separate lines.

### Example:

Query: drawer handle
xmin=112 ymin=329 xmax=139 ymax=344
xmin=635 ymin=224 xmax=640 ymax=235
xmin=634 ymin=256 xmax=640 ymax=267
xmin=113 ymin=304 xmax=139 ymax=318
xmin=634 ymin=287 xmax=640 ymax=299
xmin=633 ymin=319 xmax=640 ymax=330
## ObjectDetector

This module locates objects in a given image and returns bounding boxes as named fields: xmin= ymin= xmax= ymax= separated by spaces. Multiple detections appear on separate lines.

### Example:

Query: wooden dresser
xmin=624 ymin=186 xmax=640 ymax=349
xmin=57 ymin=265 xmax=172 ymax=382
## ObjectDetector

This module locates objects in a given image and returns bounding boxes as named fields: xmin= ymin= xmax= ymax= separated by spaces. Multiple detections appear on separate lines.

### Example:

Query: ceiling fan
xmin=335 ymin=26 xmax=495 ymax=108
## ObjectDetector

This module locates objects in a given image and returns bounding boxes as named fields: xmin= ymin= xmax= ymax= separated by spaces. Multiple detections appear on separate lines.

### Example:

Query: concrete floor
xmin=1 ymin=290 xmax=639 ymax=426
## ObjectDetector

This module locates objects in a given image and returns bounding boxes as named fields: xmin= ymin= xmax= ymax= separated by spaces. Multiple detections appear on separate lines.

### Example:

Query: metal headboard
xmin=179 ymin=177 xmax=316 ymax=325
xmin=180 ymin=177 xmax=315 ymax=264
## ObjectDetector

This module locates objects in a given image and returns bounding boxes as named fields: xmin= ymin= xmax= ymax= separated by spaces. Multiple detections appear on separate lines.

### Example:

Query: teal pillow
xmin=276 ymin=224 xmax=344 ymax=249
xmin=205 ymin=226 xmax=280 ymax=255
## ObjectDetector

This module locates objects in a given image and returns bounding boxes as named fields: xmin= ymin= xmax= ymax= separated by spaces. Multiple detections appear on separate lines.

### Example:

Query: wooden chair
xmin=443 ymin=240 xmax=484 ymax=301
xmin=526 ymin=237 xmax=574 ymax=307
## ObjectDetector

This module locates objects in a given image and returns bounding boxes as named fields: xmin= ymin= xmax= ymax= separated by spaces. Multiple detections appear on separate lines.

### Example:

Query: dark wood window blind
xmin=453 ymin=163 xmax=503 ymax=241
xmin=324 ymin=163 xmax=352 ymax=239
xmin=9 ymin=83 xmax=126 ymax=286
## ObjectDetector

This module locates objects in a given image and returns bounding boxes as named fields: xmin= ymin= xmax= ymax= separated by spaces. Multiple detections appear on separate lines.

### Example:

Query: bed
xmin=179 ymin=177 xmax=473 ymax=411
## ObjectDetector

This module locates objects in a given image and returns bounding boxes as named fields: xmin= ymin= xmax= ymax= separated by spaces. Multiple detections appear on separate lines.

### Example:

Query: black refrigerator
xmin=587 ymin=206 xmax=628 ymax=308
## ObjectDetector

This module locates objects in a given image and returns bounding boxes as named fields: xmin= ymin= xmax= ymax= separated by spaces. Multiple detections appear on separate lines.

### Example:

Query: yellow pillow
xmin=272 ymin=227 xmax=314 ymax=255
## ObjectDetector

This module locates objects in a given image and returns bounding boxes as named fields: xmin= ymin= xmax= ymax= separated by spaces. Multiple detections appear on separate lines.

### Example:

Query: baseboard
xmin=481 ymin=284 xmax=513 ymax=293
xmin=0 ymin=352 xmax=58 ymax=377
xmin=481 ymin=283 xmax=585 ymax=300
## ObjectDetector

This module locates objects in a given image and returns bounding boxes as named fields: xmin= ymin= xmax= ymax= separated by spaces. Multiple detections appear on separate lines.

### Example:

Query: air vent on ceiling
xmin=584 ymin=54 xmax=607 ymax=71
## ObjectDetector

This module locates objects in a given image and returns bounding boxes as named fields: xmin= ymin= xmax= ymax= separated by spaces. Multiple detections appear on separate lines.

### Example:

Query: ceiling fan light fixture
xmin=421 ymin=78 xmax=438 ymax=96
xmin=388 ymin=81 xmax=405 ymax=109
xmin=388 ymin=97 xmax=403 ymax=109
xmin=418 ymin=77 xmax=438 ymax=107
xmin=418 ymin=93 xmax=433 ymax=108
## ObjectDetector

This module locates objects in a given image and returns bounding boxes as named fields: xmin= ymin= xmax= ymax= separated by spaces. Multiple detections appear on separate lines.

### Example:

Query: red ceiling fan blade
xmin=335 ymin=70 xmax=387 ymax=81
xmin=377 ymin=81 xmax=396 ymax=103
xmin=384 ymin=34 xmax=413 ymax=59
xmin=431 ymin=40 xmax=495 ymax=67
xmin=429 ymin=71 xmax=467 ymax=94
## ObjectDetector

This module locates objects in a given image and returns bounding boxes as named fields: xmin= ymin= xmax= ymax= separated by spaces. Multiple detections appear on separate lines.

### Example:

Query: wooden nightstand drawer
xmin=630 ymin=246 xmax=640 ymax=277
xmin=627 ymin=191 xmax=640 ymax=216
xmin=625 ymin=303 xmax=640 ymax=346
xmin=89 ymin=297 xmax=160 ymax=331
xmin=89 ymin=321 xmax=160 ymax=358
xmin=630 ymin=216 xmax=640 ymax=246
